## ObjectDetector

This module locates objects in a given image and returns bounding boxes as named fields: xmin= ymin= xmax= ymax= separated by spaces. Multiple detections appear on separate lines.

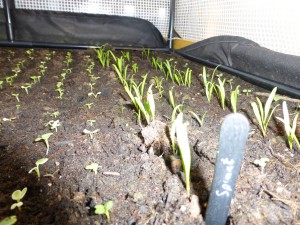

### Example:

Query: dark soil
xmin=0 ymin=47 xmax=299 ymax=225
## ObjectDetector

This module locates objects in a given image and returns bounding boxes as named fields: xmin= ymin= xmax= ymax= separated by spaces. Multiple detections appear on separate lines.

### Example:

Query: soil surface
xmin=0 ymin=47 xmax=299 ymax=225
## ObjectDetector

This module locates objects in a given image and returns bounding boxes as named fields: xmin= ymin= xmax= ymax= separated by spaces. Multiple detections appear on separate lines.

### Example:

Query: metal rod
xmin=168 ymin=0 xmax=175 ymax=49
xmin=176 ymin=50 xmax=300 ymax=98
xmin=0 ymin=40 xmax=170 ymax=51
xmin=3 ymin=0 xmax=14 ymax=42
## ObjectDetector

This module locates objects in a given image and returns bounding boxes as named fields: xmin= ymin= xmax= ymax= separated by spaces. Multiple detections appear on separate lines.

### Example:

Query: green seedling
xmin=11 ymin=187 xmax=27 ymax=211
xmin=251 ymin=87 xmax=279 ymax=137
xmin=56 ymin=82 xmax=63 ymax=89
xmin=242 ymin=89 xmax=252 ymax=96
xmin=170 ymin=104 xmax=183 ymax=153
xmin=168 ymin=87 xmax=176 ymax=109
xmin=95 ymin=45 xmax=111 ymax=68
xmin=0 ymin=80 xmax=3 ymax=89
xmin=141 ymin=48 xmax=150 ymax=59
xmin=95 ymin=201 xmax=113 ymax=221
xmin=215 ymin=77 xmax=227 ymax=110
xmin=30 ymin=76 xmax=41 ymax=84
xmin=5 ymin=76 xmax=14 ymax=85
xmin=21 ymin=83 xmax=32 ymax=94
xmin=132 ymin=62 xmax=138 ymax=73
xmin=226 ymin=78 xmax=234 ymax=89
xmin=35 ymin=133 xmax=53 ymax=155
xmin=0 ymin=215 xmax=17 ymax=225
xmin=189 ymin=111 xmax=207 ymax=127
xmin=174 ymin=113 xmax=191 ymax=196
xmin=112 ymin=57 xmax=129 ymax=85
xmin=230 ymin=85 xmax=240 ymax=113
xmin=85 ymin=163 xmax=99 ymax=174
xmin=183 ymin=68 xmax=192 ymax=87
xmin=276 ymin=101 xmax=300 ymax=149
xmin=11 ymin=93 xmax=20 ymax=102
xmin=50 ymin=111 xmax=60 ymax=118
xmin=56 ymin=88 xmax=64 ymax=99
xmin=88 ymin=91 xmax=101 ymax=98
xmin=253 ymin=157 xmax=269 ymax=173
xmin=43 ymin=169 xmax=59 ymax=178
xmin=29 ymin=158 xmax=48 ymax=180
xmin=85 ymin=103 xmax=94 ymax=109
xmin=121 ymin=51 xmax=130 ymax=62
xmin=83 ymin=128 xmax=100 ymax=139
xmin=60 ymin=72 xmax=66 ymax=81
xmin=26 ymin=49 xmax=34 ymax=59
xmin=87 ymin=119 xmax=96 ymax=126
xmin=89 ymin=82 xmax=96 ymax=91
xmin=154 ymin=76 xmax=164 ymax=97
xmin=16 ymin=104 xmax=20 ymax=110
xmin=201 ymin=66 xmax=217 ymax=102
xmin=44 ymin=120 xmax=61 ymax=132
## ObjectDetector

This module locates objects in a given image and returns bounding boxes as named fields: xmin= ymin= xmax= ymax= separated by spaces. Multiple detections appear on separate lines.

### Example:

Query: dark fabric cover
xmin=0 ymin=11 xmax=7 ymax=40
xmin=179 ymin=36 xmax=300 ymax=91
xmin=10 ymin=9 xmax=166 ymax=48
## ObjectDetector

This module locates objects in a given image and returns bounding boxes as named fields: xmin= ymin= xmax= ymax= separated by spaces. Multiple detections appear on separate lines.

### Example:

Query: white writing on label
xmin=215 ymin=158 xmax=235 ymax=197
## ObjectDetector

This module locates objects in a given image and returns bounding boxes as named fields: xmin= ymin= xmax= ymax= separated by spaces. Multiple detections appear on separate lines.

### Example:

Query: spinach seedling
xmin=85 ymin=103 xmax=94 ymax=109
xmin=242 ymin=89 xmax=252 ymax=96
xmin=35 ymin=133 xmax=53 ymax=155
xmin=189 ymin=111 xmax=207 ymax=127
xmin=44 ymin=120 xmax=61 ymax=132
xmin=83 ymin=128 xmax=100 ymax=139
xmin=29 ymin=158 xmax=48 ymax=180
xmin=11 ymin=187 xmax=27 ymax=211
xmin=253 ymin=157 xmax=269 ymax=173
xmin=50 ymin=111 xmax=60 ymax=118
xmin=95 ymin=201 xmax=113 ymax=222
xmin=21 ymin=83 xmax=32 ymax=94
xmin=230 ymin=85 xmax=240 ymax=113
xmin=0 ymin=215 xmax=17 ymax=225
xmin=11 ymin=93 xmax=20 ymax=102
xmin=85 ymin=163 xmax=100 ymax=174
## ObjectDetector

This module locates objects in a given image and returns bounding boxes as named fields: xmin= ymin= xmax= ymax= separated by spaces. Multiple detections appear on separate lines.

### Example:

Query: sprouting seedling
xmin=89 ymin=82 xmax=96 ymax=91
xmin=11 ymin=187 xmax=27 ymax=211
xmin=121 ymin=51 xmax=130 ymax=62
xmin=170 ymin=104 xmax=183 ymax=153
xmin=276 ymin=101 xmax=300 ymax=150
xmin=56 ymin=88 xmax=64 ymax=99
xmin=251 ymin=87 xmax=279 ymax=137
xmin=28 ymin=158 xmax=48 ymax=180
xmin=183 ymin=67 xmax=192 ymax=87
xmin=11 ymin=93 xmax=20 ymax=102
xmin=0 ymin=80 xmax=3 ymax=89
xmin=215 ymin=77 xmax=227 ymax=110
xmin=35 ymin=133 xmax=53 ymax=155
xmin=230 ymin=85 xmax=240 ymax=113
xmin=253 ymin=157 xmax=269 ymax=173
xmin=95 ymin=201 xmax=114 ymax=222
xmin=242 ymin=89 xmax=252 ymax=96
xmin=175 ymin=113 xmax=191 ymax=196
xmin=189 ymin=111 xmax=207 ymax=127
xmin=226 ymin=78 xmax=234 ymax=89
xmin=85 ymin=103 xmax=94 ymax=109
xmin=141 ymin=48 xmax=150 ymax=59
xmin=83 ymin=128 xmax=100 ymax=139
xmin=43 ymin=169 xmax=59 ymax=178
xmin=88 ymin=91 xmax=101 ymax=98
xmin=21 ymin=83 xmax=32 ymax=94
xmin=154 ymin=76 xmax=164 ymax=97
xmin=16 ymin=104 xmax=20 ymax=110
xmin=0 ymin=215 xmax=17 ymax=225
xmin=30 ymin=76 xmax=41 ymax=84
xmin=169 ymin=87 xmax=176 ymax=109
xmin=85 ymin=163 xmax=99 ymax=174
xmin=44 ymin=120 xmax=61 ymax=132
xmin=201 ymin=66 xmax=217 ymax=102
xmin=132 ymin=62 xmax=138 ymax=73
xmin=87 ymin=120 xmax=96 ymax=126
xmin=50 ymin=111 xmax=60 ymax=118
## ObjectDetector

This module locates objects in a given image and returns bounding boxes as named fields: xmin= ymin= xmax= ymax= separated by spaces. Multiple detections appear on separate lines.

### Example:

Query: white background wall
xmin=175 ymin=0 xmax=300 ymax=56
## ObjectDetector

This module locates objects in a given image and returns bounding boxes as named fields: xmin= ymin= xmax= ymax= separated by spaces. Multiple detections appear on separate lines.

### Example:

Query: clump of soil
xmin=0 ymin=47 xmax=299 ymax=224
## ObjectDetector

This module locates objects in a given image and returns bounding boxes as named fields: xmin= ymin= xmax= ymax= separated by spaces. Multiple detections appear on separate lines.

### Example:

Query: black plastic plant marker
xmin=205 ymin=113 xmax=249 ymax=225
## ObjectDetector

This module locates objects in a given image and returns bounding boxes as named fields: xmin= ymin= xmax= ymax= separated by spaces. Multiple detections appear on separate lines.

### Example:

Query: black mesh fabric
xmin=10 ymin=9 xmax=166 ymax=48
xmin=179 ymin=36 xmax=300 ymax=91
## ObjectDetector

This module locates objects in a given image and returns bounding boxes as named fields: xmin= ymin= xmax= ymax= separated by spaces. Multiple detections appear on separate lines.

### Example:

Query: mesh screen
xmin=13 ymin=0 xmax=170 ymax=37
xmin=175 ymin=0 xmax=300 ymax=56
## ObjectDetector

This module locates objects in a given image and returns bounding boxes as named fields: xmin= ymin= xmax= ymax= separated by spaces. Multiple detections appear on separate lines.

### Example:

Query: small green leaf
xmin=95 ymin=204 xmax=105 ymax=215
xmin=10 ymin=202 xmax=23 ymax=210
xmin=36 ymin=158 xmax=48 ymax=166
xmin=0 ymin=215 xmax=17 ymax=225
xmin=85 ymin=163 xmax=99 ymax=174
xmin=104 ymin=201 xmax=113 ymax=211
xmin=12 ymin=188 xmax=27 ymax=202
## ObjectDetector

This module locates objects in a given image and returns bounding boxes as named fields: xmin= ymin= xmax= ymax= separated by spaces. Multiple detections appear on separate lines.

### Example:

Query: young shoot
xmin=30 ymin=76 xmax=41 ymax=84
xmin=95 ymin=201 xmax=114 ymax=222
xmin=44 ymin=120 xmax=61 ymax=132
xmin=170 ymin=104 xmax=183 ymax=153
xmin=189 ymin=111 xmax=207 ymax=127
xmin=11 ymin=187 xmax=27 ymax=211
xmin=183 ymin=68 xmax=192 ymax=87
xmin=215 ymin=77 xmax=227 ymax=110
xmin=251 ymin=87 xmax=279 ymax=137
xmin=21 ymin=83 xmax=32 ymax=94
xmin=85 ymin=163 xmax=99 ymax=174
xmin=28 ymin=158 xmax=48 ymax=180
xmin=35 ymin=133 xmax=53 ymax=155
xmin=0 ymin=80 xmax=3 ymax=89
xmin=175 ymin=113 xmax=191 ymax=197
xmin=276 ymin=101 xmax=300 ymax=150
xmin=132 ymin=62 xmax=138 ymax=73
xmin=50 ymin=111 xmax=60 ymax=118
xmin=87 ymin=119 xmax=96 ymax=126
xmin=230 ymin=85 xmax=240 ymax=113
xmin=154 ymin=76 xmax=164 ymax=97
xmin=201 ymin=66 xmax=216 ymax=102
xmin=169 ymin=87 xmax=176 ymax=109
xmin=83 ymin=128 xmax=100 ymax=139
xmin=11 ymin=93 xmax=20 ymax=102
xmin=242 ymin=89 xmax=252 ymax=96
xmin=253 ymin=157 xmax=269 ymax=174
xmin=0 ymin=215 xmax=17 ymax=225
xmin=85 ymin=103 xmax=94 ymax=109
